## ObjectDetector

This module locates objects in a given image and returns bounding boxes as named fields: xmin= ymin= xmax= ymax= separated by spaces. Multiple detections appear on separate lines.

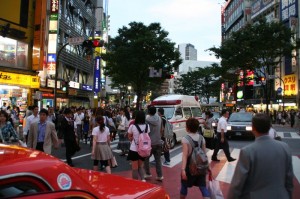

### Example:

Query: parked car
xmin=226 ymin=112 xmax=254 ymax=138
xmin=0 ymin=144 xmax=170 ymax=199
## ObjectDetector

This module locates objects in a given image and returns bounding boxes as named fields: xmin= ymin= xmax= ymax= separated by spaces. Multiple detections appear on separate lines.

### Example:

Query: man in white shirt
xmin=1 ymin=102 xmax=7 ymax=111
xmin=74 ymin=108 xmax=84 ymax=143
xmin=212 ymin=109 xmax=236 ymax=162
xmin=47 ymin=107 xmax=56 ymax=124
xmin=23 ymin=105 xmax=39 ymax=143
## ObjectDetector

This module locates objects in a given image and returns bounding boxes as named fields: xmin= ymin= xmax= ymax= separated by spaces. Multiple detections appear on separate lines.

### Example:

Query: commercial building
xmin=221 ymin=0 xmax=299 ymax=111
xmin=1 ymin=0 xmax=108 ymax=111
xmin=178 ymin=43 xmax=198 ymax=61
xmin=0 ymin=0 xmax=40 ymax=121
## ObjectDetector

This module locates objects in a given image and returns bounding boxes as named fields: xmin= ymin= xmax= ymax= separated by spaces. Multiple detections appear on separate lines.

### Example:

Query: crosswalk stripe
xmin=276 ymin=132 xmax=300 ymax=139
xmin=216 ymin=148 xmax=240 ymax=183
xmin=293 ymin=156 xmax=300 ymax=183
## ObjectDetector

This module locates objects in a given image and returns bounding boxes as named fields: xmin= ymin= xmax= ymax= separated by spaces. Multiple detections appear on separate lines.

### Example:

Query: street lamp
xmin=128 ymin=86 xmax=132 ymax=106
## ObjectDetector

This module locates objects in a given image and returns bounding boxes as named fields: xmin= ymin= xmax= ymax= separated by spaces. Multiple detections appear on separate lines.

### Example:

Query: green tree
xmin=208 ymin=19 xmax=300 ymax=112
xmin=175 ymin=64 xmax=222 ymax=103
xmin=102 ymin=22 xmax=182 ymax=109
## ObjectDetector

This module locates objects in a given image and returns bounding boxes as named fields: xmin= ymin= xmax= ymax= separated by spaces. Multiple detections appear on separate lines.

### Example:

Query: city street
xmin=52 ymin=125 xmax=300 ymax=199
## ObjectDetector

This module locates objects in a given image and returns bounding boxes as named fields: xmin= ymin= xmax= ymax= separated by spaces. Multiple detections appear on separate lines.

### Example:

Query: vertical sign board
xmin=47 ymin=0 xmax=59 ymax=76
xmin=280 ymin=0 xmax=298 ymax=75
xmin=94 ymin=57 xmax=101 ymax=93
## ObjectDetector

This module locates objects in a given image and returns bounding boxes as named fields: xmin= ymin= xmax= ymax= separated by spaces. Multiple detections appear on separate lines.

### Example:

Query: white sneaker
xmin=156 ymin=176 xmax=164 ymax=181
xmin=141 ymin=179 xmax=146 ymax=182
xmin=144 ymin=174 xmax=152 ymax=179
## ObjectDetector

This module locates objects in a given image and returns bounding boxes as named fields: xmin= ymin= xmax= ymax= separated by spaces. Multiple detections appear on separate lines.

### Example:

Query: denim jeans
xmin=144 ymin=144 xmax=163 ymax=177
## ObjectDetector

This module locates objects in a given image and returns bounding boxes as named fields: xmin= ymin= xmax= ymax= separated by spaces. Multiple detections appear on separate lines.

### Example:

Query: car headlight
xmin=246 ymin=126 xmax=252 ymax=131
xmin=227 ymin=126 xmax=232 ymax=131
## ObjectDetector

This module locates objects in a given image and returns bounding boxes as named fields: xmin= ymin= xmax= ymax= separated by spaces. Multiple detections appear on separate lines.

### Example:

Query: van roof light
xmin=151 ymin=100 xmax=181 ymax=105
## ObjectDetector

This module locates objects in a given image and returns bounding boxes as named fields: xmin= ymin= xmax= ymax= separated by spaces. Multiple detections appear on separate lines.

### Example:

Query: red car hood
xmin=73 ymin=168 xmax=166 ymax=199
xmin=0 ymin=144 xmax=168 ymax=199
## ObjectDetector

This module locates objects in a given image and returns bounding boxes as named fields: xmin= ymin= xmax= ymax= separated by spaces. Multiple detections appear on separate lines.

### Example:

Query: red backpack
xmin=134 ymin=124 xmax=151 ymax=157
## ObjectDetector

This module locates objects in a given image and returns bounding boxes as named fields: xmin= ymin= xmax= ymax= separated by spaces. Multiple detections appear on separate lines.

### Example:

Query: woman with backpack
xmin=127 ymin=111 xmax=150 ymax=182
xmin=180 ymin=117 xmax=210 ymax=199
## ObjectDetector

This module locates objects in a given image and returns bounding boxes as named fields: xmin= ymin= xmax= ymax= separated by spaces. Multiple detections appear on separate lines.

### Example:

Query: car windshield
xmin=155 ymin=107 xmax=175 ymax=120
xmin=212 ymin=112 xmax=220 ymax=119
xmin=228 ymin=113 xmax=253 ymax=122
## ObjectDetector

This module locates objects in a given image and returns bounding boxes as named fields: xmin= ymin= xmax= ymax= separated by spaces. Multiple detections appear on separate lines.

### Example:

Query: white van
xmin=151 ymin=94 xmax=204 ymax=148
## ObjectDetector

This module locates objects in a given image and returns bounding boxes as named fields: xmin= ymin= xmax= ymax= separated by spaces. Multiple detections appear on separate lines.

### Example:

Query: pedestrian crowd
xmin=0 ymin=103 xmax=295 ymax=198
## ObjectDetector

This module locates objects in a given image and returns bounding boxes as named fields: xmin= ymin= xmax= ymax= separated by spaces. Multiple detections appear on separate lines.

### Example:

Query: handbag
xmin=203 ymin=129 xmax=214 ymax=138
xmin=161 ymin=139 xmax=171 ymax=152
xmin=208 ymin=170 xmax=224 ymax=199
xmin=110 ymin=156 xmax=118 ymax=168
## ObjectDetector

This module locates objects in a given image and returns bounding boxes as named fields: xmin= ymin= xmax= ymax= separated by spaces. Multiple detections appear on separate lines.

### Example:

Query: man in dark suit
xmin=59 ymin=108 xmax=80 ymax=167
xmin=228 ymin=113 xmax=293 ymax=199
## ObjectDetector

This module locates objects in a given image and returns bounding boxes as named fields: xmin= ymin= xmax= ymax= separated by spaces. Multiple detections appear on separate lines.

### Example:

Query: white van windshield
xmin=156 ymin=107 xmax=175 ymax=120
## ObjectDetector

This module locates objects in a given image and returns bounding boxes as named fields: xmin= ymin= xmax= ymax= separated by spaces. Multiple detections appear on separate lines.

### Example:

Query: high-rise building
xmin=178 ymin=43 xmax=197 ymax=61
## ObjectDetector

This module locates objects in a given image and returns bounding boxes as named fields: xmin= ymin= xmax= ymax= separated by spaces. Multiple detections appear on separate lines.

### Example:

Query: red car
xmin=0 ymin=144 xmax=170 ymax=199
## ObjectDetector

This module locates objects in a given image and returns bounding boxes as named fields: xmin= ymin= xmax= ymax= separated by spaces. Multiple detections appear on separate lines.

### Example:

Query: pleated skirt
xmin=93 ymin=142 xmax=113 ymax=161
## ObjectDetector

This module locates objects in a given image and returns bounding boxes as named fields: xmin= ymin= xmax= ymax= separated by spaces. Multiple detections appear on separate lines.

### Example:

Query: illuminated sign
xmin=47 ymin=79 xmax=61 ymax=88
xmin=238 ymin=70 xmax=254 ymax=86
xmin=47 ymin=54 xmax=56 ymax=75
xmin=47 ymin=0 xmax=59 ymax=77
xmin=69 ymin=81 xmax=80 ymax=89
xmin=94 ymin=56 xmax=101 ymax=92
xmin=82 ymin=84 xmax=93 ymax=91
xmin=0 ymin=71 xmax=40 ymax=88
xmin=284 ymin=74 xmax=297 ymax=96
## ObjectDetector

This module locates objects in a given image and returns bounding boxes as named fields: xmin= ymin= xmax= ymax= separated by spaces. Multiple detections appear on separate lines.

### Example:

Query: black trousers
xmin=65 ymin=140 xmax=76 ymax=165
xmin=212 ymin=133 xmax=231 ymax=160
xmin=36 ymin=142 xmax=44 ymax=152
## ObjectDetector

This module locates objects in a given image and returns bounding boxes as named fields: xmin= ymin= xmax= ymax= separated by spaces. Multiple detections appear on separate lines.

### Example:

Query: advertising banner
xmin=284 ymin=74 xmax=297 ymax=96
xmin=280 ymin=0 xmax=298 ymax=22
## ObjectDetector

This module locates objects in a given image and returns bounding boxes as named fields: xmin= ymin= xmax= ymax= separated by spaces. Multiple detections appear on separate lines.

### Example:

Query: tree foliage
xmin=174 ymin=63 xmax=222 ymax=103
xmin=208 ymin=19 xmax=300 ymax=111
xmin=102 ymin=22 xmax=182 ymax=109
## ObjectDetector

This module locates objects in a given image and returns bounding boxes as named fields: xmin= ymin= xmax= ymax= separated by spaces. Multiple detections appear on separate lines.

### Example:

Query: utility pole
xmin=54 ymin=43 xmax=69 ymax=110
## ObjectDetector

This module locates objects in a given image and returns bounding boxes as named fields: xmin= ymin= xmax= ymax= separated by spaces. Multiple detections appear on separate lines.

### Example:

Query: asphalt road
xmin=51 ymin=124 xmax=300 ymax=171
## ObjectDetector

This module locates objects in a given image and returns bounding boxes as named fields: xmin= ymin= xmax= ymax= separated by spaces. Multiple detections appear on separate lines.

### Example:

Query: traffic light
xmin=93 ymin=39 xmax=104 ymax=47
xmin=82 ymin=39 xmax=104 ymax=48
xmin=61 ymin=80 xmax=69 ymax=92
xmin=164 ymin=74 xmax=174 ymax=79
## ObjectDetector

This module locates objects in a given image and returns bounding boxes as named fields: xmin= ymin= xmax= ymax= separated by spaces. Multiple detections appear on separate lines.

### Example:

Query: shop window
xmin=0 ymin=36 xmax=28 ymax=69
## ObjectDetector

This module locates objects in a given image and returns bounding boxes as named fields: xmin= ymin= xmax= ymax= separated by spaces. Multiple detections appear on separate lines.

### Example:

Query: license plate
xmin=235 ymin=132 xmax=241 ymax=136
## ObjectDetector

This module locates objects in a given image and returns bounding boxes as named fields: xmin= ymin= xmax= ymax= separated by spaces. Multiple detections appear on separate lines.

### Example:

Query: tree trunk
xmin=136 ymin=91 xmax=142 ymax=110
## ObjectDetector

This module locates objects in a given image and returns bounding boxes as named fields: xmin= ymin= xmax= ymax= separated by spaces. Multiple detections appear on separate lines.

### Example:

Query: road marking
xmin=216 ymin=148 xmax=240 ymax=183
xmin=61 ymin=153 xmax=92 ymax=162
xmin=293 ymin=156 xmax=300 ymax=184
xmin=276 ymin=132 xmax=300 ymax=139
